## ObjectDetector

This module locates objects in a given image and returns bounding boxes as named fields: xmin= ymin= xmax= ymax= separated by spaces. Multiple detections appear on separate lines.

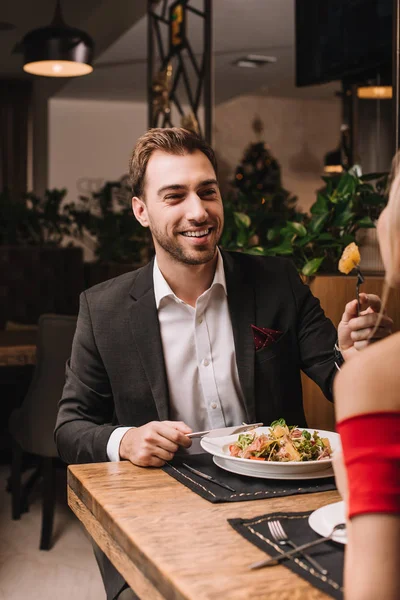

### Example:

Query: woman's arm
xmin=334 ymin=333 xmax=400 ymax=600
xmin=344 ymin=515 xmax=400 ymax=600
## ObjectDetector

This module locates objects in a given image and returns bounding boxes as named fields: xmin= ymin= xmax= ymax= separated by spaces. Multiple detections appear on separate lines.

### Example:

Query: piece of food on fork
xmin=338 ymin=242 xmax=361 ymax=274
xmin=338 ymin=242 xmax=365 ymax=315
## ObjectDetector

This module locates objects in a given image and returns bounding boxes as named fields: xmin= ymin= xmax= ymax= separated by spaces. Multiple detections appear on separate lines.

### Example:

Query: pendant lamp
xmin=18 ymin=0 xmax=94 ymax=77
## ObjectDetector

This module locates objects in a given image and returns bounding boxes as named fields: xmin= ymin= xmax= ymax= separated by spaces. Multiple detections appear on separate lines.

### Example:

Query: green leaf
xmin=310 ymin=193 xmax=329 ymax=215
xmin=357 ymin=183 xmax=374 ymax=194
xmin=360 ymin=172 xmax=388 ymax=182
xmin=336 ymin=172 xmax=357 ymax=197
xmin=302 ymin=257 xmax=325 ymax=276
xmin=267 ymin=240 xmax=294 ymax=256
xmin=359 ymin=192 xmax=386 ymax=206
xmin=356 ymin=216 xmax=376 ymax=228
xmin=233 ymin=212 xmax=251 ymax=229
xmin=245 ymin=246 xmax=267 ymax=255
xmin=296 ymin=233 xmax=315 ymax=247
xmin=266 ymin=226 xmax=281 ymax=242
xmin=309 ymin=213 xmax=330 ymax=234
xmin=340 ymin=233 xmax=356 ymax=246
xmin=332 ymin=208 xmax=354 ymax=228
xmin=317 ymin=233 xmax=336 ymax=241
xmin=236 ymin=228 xmax=248 ymax=247
xmin=285 ymin=221 xmax=307 ymax=237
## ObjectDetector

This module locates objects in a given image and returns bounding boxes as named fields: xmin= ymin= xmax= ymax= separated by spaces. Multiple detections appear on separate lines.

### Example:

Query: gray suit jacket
xmin=56 ymin=250 xmax=337 ymax=463
xmin=55 ymin=250 xmax=337 ymax=599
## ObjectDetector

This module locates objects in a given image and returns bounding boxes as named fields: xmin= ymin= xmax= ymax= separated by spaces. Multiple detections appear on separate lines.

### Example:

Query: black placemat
xmin=163 ymin=453 xmax=336 ymax=503
xmin=229 ymin=510 xmax=344 ymax=599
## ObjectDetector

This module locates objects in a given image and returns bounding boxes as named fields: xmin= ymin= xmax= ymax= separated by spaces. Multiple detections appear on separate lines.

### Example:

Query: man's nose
xmin=186 ymin=194 xmax=208 ymax=222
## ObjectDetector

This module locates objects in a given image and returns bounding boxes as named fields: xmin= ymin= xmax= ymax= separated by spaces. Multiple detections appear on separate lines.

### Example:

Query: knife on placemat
xmin=182 ymin=463 xmax=236 ymax=493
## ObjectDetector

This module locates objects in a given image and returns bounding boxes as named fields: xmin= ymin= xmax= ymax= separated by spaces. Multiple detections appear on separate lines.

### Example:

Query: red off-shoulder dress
xmin=336 ymin=412 xmax=400 ymax=518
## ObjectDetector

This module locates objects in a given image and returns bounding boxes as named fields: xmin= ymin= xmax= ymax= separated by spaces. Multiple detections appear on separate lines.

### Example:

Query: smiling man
xmin=55 ymin=128 xmax=392 ymax=600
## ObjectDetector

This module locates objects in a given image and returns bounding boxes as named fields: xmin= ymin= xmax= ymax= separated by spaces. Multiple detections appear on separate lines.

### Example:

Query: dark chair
xmin=8 ymin=314 xmax=77 ymax=550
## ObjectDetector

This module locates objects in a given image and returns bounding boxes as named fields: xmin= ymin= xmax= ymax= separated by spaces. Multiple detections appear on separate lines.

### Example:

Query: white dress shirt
xmin=107 ymin=249 xmax=247 ymax=460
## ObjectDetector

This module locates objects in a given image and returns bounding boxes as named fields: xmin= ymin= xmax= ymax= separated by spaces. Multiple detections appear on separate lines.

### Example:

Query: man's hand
xmin=119 ymin=420 xmax=192 ymax=467
xmin=338 ymin=293 xmax=393 ymax=360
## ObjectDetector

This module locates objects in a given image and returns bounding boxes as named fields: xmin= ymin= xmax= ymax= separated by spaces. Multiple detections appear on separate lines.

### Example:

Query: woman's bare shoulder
xmin=334 ymin=332 xmax=400 ymax=421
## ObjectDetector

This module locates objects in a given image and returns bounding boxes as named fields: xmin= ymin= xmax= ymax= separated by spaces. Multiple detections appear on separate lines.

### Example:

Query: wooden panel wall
xmin=303 ymin=275 xmax=400 ymax=431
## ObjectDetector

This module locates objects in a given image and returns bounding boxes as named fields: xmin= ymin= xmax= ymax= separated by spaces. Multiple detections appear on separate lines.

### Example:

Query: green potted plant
xmin=68 ymin=178 xmax=153 ymax=287
xmin=0 ymin=189 xmax=84 ymax=326
xmin=233 ymin=170 xmax=388 ymax=277
xmin=221 ymin=136 xmax=301 ymax=252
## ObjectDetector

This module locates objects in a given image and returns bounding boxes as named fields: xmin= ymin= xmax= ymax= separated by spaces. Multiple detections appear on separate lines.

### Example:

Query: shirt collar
xmin=153 ymin=248 xmax=227 ymax=309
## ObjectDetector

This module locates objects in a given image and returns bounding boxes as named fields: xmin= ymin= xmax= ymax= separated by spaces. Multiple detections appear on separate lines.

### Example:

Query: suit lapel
xmin=129 ymin=261 xmax=169 ymax=421
xmin=222 ymin=251 xmax=256 ymax=423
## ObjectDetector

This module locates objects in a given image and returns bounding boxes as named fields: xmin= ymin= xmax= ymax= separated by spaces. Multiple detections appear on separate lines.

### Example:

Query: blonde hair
xmin=370 ymin=152 xmax=400 ymax=335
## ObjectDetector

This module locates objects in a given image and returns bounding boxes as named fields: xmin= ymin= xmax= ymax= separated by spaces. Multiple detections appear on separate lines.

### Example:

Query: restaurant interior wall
xmin=49 ymin=97 xmax=147 ymax=261
xmin=49 ymin=97 xmax=147 ymax=205
xmin=214 ymin=94 xmax=342 ymax=213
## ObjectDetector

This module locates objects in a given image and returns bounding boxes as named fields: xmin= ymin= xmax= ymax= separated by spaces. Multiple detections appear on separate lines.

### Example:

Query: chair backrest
xmin=9 ymin=314 xmax=77 ymax=457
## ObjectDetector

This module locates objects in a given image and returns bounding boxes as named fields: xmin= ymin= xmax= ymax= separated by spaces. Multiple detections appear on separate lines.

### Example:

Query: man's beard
xmin=148 ymin=218 xmax=220 ymax=265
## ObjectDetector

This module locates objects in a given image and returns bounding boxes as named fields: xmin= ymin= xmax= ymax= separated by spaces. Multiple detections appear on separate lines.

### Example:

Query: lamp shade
xmin=21 ymin=24 xmax=94 ymax=77
xmin=17 ymin=1 xmax=94 ymax=77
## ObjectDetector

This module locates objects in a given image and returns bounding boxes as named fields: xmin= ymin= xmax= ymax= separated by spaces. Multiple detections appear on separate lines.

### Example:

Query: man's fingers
xmin=152 ymin=433 xmax=179 ymax=453
xmin=358 ymin=293 xmax=383 ymax=313
xmin=353 ymin=340 xmax=370 ymax=351
xmin=341 ymin=293 xmax=385 ymax=324
xmin=152 ymin=446 xmax=176 ymax=462
xmin=351 ymin=326 xmax=391 ymax=343
xmin=341 ymin=299 xmax=359 ymax=323
xmin=171 ymin=421 xmax=193 ymax=435
xmin=155 ymin=422 xmax=192 ymax=448
xmin=348 ymin=313 xmax=393 ymax=332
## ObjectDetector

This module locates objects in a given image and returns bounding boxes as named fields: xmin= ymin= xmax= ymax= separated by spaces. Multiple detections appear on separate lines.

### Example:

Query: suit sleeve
xmin=285 ymin=260 xmax=338 ymax=401
xmin=55 ymin=292 xmax=120 ymax=464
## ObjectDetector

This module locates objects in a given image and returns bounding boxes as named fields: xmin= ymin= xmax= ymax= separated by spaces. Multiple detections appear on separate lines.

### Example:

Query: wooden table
xmin=0 ymin=330 xmax=37 ymax=367
xmin=68 ymin=461 xmax=341 ymax=600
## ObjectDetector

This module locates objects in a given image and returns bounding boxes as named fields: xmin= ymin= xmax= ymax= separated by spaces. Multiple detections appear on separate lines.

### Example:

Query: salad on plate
xmin=228 ymin=418 xmax=333 ymax=462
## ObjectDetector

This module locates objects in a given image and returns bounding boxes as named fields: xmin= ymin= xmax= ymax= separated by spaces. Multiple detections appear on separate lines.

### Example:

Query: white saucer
xmin=213 ymin=456 xmax=335 ymax=480
xmin=308 ymin=501 xmax=347 ymax=544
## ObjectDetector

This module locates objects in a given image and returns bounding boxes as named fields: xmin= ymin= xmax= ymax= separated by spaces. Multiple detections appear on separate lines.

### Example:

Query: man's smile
xmin=179 ymin=227 xmax=213 ymax=239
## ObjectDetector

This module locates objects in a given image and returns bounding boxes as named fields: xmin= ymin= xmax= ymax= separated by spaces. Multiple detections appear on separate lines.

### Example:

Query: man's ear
xmin=132 ymin=196 xmax=149 ymax=228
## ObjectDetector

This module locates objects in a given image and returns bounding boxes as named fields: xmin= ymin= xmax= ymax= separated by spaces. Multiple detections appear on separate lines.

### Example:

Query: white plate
xmin=201 ymin=427 xmax=340 ymax=476
xmin=213 ymin=455 xmax=335 ymax=480
xmin=308 ymin=501 xmax=347 ymax=544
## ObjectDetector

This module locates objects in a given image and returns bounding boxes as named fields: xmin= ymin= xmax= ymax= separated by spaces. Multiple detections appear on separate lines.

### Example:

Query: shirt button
xmin=211 ymin=402 xmax=217 ymax=409
xmin=198 ymin=317 xmax=203 ymax=324
xmin=203 ymin=358 xmax=210 ymax=366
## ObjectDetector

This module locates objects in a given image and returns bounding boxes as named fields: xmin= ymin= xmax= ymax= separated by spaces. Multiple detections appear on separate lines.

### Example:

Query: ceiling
xmin=0 ymin=0 xmax=339 ymax=105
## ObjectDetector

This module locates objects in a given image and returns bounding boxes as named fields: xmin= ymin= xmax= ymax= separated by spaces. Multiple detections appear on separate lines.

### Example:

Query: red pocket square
xmin=251 ymin=325 xmax=283 ymax=351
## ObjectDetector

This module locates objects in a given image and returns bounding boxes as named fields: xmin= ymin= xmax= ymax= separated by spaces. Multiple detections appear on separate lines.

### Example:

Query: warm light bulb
xmin=357 ymin=86 xmax=392 ymax=99
xmin=23 ymin=60 xmax=93 ymax=77
xmin=324 ymin=165 xmax=343 ymax=174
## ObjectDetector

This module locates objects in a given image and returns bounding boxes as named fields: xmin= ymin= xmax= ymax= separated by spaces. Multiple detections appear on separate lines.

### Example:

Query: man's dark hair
xmin=129 ymin=127 xmax=218 ymax=198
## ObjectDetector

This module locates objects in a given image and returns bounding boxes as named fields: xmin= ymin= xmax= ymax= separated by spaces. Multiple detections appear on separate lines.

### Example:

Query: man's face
xmin=132 ymin=150 xmax=224 ymax=266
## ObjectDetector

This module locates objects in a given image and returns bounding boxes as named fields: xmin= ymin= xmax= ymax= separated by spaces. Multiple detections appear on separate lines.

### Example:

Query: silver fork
xmin=267 ymin=520 xmax=328 ymax=575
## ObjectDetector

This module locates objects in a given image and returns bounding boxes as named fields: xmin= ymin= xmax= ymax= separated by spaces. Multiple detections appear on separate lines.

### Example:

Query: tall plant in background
xmin=68 ymin=178 xmax=153 ymax=265
xmin=221 ymin=120 xmax=301 ymax=251
xmin=0 ymin=188 xmax=74 ymax=245
xmin=265 ymin=170 xmax=388 ymax=276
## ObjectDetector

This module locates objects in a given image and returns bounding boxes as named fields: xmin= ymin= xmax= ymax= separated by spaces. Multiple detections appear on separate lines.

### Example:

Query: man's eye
xmin=165 ymin=194 xmax=184 ymax=201
xmin=202 ymin=188 xmax=217 ymax=196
